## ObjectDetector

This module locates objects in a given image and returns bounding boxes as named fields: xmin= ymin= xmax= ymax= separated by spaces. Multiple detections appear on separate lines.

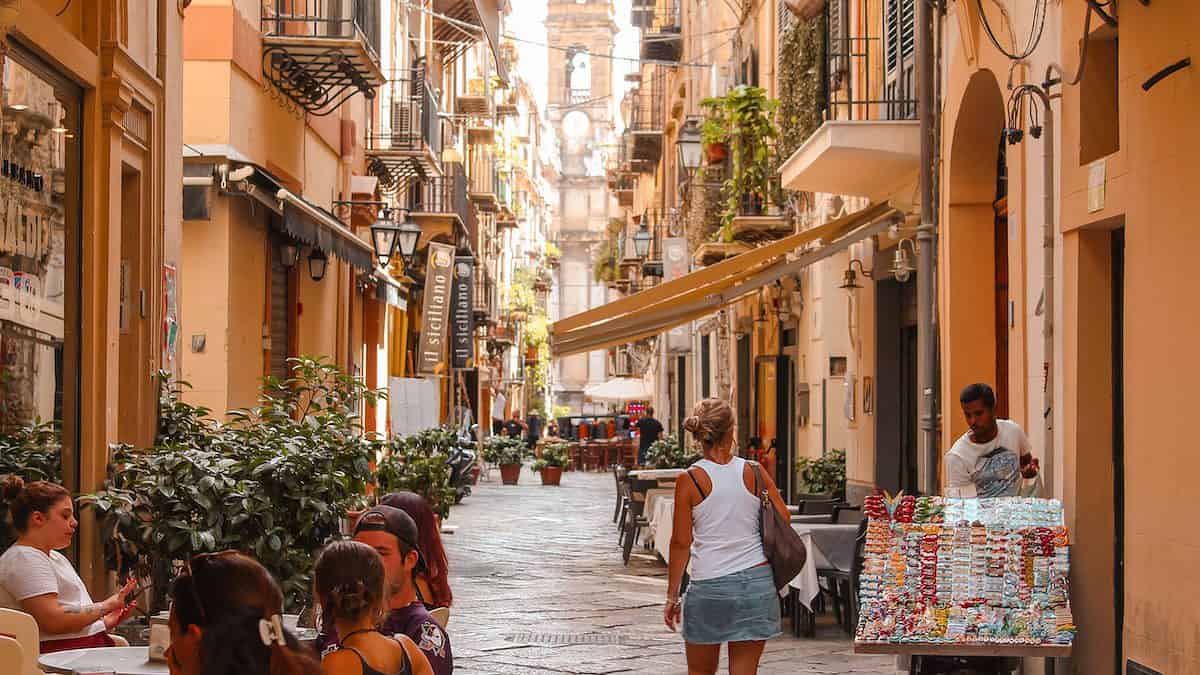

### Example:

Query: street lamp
xmin=839 ymin=259 xmax=871 ymax=291
xmin=633 ymin=222 xmax=652 ymax=259
xmin=308 ymin=248 xmax=328 ymax=282
xmin=369 ymin=208 xmax=400 ymax=266
xmin=395 ymin=215 xmax=423 ymax=267
xmin=890 ymin=239 xmax=916 ymax=283
xmin=675 ymin=117 xmax=703 ymax=177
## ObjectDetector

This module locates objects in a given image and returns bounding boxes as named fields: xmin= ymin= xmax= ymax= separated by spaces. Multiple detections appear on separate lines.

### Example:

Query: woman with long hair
xmin=664 ymin=398 xmax=791 ymax=675
xmin=378 ymin=493 xmax=452 ymax=609
xmin=0 ymin=475 xmax=137 ymax=653
xmin=165 ymin=551 xmax=323 ymax=675
xmin=313 ymin=540 xmax=432 ymax=675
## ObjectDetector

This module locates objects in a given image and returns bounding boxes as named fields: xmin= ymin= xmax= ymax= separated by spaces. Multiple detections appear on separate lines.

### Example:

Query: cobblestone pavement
xmin=442 ymin=466 xmax=896 ymax=675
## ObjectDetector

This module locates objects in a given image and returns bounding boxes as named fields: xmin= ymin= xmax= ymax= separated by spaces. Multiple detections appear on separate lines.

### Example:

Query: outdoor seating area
xmin=612 ymin=464 xmax=867 ymax=638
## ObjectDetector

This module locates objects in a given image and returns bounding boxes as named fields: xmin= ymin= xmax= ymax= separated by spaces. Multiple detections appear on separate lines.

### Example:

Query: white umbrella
xmin=584 ymin=377 xmax=652 ymax=402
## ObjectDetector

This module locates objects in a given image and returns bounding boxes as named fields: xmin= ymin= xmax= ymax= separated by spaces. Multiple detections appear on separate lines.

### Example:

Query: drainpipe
xmin=916 ymin=0 xmax=940 ymax=495
xmin=1013 ymin=84 xmax=1056 ymax=496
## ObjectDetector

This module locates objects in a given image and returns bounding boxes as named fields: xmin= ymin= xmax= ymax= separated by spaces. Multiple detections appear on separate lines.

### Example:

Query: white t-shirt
xmin=0 ymin=544 xmax=106 ymax=640
xmin=943 ymin=419 xmax=1032 ymax=498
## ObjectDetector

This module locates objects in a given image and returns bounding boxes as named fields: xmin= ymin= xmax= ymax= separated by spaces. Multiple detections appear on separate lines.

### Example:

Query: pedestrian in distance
xmin=944 ymin=383 xmax=1041 ymax=498
xmin=165 ymin=550 xmax=323 ymax=675
xmin=664 ymin=398 xmax=791 ymax=675
xmin=634 ymin=406 xmax=664 ymax=466
xmin=313 ymin=540 xmax=433 ymax=675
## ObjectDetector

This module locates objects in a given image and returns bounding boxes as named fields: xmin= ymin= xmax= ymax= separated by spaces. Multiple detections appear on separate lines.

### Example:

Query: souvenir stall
xmin=855 ymin=495 xmax=1075 ymax=673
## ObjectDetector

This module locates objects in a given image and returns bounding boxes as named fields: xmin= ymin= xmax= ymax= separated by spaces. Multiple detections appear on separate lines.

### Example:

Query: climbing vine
xmin=777 ymin=15 xmax=827 ymax=161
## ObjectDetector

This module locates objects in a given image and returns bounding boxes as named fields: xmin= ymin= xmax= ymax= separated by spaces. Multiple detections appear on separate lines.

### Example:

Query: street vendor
xmin=944 ymin=383 xmax=1040 ymax=498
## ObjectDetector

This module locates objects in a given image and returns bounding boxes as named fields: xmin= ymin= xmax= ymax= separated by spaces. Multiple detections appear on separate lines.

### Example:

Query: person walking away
xmin=664 ymin=398 xmax=791 ymax=674
xmin=634 ymin=407 xmax=663 ymax=466
xmin=318 ymin=506 xmax=453 ymax=675
xmin=944 ymin=383 xmax=1040 ymax=498
xmin=379 ymin=492 xmax=453 ymax=611
xmin=313 ymin=540 xmax=433 ymax=675
xmin=0 ymin=476 xmax=138 ymax=653
xmin=165 ymin=550 xmax=322 ymax=675
xmin=504 ymin=415 xmax=527 ymax=440
xmin=524 ymin=412 xmax=543 ymax=450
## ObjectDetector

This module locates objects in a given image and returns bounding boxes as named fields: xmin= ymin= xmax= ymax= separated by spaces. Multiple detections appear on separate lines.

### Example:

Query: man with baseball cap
xmin=318 ymin=505 xmax=453 ymax=674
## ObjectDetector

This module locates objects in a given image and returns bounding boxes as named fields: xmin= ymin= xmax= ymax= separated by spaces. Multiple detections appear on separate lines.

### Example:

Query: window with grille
xmin=827 ymin=0 xmax=850 ymax=92
xmin=884 ymin=0 xmax=917 ymax=119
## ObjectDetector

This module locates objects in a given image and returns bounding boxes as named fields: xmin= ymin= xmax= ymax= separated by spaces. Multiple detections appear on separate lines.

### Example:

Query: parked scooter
xmin=448 ymin=424 xmax=478 ymax=504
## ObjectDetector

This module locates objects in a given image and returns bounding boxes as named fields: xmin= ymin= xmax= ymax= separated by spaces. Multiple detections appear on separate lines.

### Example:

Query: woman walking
xmin=664 ymin=398 xmax=791 ymax=674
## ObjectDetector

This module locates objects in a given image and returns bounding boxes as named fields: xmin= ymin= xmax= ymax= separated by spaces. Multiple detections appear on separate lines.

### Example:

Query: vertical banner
xmin=664 ymin=237 xmax=691 ymax=352
xmin=450 ymin=256 xmax=475 ymax=368
xmin=417 ymin=242 xmax=455 ymax=375
xmin=162 ymin=264 xmax=179 ymax=368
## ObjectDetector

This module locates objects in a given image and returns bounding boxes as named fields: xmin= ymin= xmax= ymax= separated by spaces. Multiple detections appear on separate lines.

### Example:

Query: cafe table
xmin=628 ymin=468 xmax=685 ymax=482
xmin=39 ymin=646 xmax=169 ymax=675
xmin=785 ymin=522 xmax=860 ymax=611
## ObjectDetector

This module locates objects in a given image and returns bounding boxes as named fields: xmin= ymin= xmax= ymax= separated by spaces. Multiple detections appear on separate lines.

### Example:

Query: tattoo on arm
xmin=59 ymin=601 xmax=105 ymax=618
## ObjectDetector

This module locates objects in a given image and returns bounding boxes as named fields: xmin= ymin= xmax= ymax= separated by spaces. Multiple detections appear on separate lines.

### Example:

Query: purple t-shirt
xmin=318 ymin=603 xmax=453 ymax=675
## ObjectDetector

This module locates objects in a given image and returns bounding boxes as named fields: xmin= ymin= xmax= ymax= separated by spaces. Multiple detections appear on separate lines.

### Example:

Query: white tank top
xmin=688 ymin=456 xmax=767 ymax=581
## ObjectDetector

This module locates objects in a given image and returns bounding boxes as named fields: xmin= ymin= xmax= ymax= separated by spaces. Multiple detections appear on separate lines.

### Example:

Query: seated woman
xmin=313 ymin=540 xmax=433 ymax=675
xmin=166 ymin=550 xmax=322 ymax=675
xmin=0 ymin=475 xmax=137 ymax=653
xmin=378 ymin=493 xmax=452 ymax=610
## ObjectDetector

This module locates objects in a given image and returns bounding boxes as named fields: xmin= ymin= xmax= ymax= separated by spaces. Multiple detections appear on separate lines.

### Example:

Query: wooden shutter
xmin=884 ymin=0 xmax=917 ymax=119
xmin=827 ymin=0 xmax=849 ymax=91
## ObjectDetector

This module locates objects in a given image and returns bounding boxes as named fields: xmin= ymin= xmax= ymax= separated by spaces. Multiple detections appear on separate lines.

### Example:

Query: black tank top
xmin=335 ymin=630 xmax=412 ymax=675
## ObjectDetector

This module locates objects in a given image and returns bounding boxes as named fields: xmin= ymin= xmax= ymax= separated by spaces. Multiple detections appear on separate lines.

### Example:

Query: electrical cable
xmin=976 ymin=0 xmax=1047 ymax=61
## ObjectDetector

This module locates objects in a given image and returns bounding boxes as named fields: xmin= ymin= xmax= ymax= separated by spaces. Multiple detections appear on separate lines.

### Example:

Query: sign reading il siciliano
xmin=450 ymin=256 xmax=475 ymax=369
xmin=417 ymin=242 xmax=456 ymax=375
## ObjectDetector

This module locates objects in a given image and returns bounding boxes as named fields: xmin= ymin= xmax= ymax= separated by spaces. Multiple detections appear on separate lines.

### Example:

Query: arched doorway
xmin=942 ymin=70 xmax=1007 ymax=445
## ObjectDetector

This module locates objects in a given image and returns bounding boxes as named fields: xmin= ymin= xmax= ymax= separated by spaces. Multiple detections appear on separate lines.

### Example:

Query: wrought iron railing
xmin=402 ymin=168 xmax=469 ymax=222
xmin=261 ymin=0 xmax=381 ymax=57
xmin=632 ymin=0 xmax=680 ymax=34
xmin=630 ymin=67 xmax=665 ymax=132
xmin=825 ymin=36 xmax=917 ymax=122
xmin=367 ymin=68 xmax=441 ymax=155
xmin=469 ymin=148 xmax=497 ymax=196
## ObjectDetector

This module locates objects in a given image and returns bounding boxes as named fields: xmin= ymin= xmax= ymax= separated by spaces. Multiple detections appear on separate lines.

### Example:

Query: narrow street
xmin=444 ymin=469 xmax=895 ymax=675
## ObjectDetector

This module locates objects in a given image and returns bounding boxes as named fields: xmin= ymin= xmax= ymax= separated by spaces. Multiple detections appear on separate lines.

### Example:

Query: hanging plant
xmin=700 ymin=86 xmax=781 ymax=242
xmin=777 ymin=14 xmax=827 ymax=161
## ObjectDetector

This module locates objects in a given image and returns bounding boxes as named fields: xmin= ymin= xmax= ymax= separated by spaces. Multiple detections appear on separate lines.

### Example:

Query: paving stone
xmin=444 ymin=467 xmax=896 ymax=674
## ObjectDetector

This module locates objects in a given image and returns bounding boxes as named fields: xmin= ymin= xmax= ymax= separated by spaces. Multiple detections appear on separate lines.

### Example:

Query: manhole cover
xmin=504 ymin=632 xmax=628 ymax=646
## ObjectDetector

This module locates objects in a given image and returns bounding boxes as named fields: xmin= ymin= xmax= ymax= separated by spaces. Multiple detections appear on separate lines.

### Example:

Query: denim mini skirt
xmin=681 ymin=564 xmax=782 ymax=644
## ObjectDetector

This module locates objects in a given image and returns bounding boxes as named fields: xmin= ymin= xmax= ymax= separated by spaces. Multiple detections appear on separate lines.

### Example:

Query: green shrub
xmin=0 ymin=420 xmax=63 ymax=550
xmin=376 ymin=428 xmax=457 ymax=520
xmin=796 ymin=448 xmax=846 ymax=498
xmin=532 ymin=442 xmax=570 ymax=472
xmin=482 ymin=435 xmax=527 ymax=466
xmin=644 ymin=434 xmax=700 ymax=469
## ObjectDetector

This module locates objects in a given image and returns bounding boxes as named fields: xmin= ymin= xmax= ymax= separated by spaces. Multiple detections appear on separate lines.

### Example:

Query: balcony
xmin=779 ymin=36 xmax=919 ymax=200
xmin=433 ymin=0 xmax=505 ymax=81
xmin=365 ymin=69 xmax=442 ymax=194
xmin=457 ymin=74 xmax=494 ymax=116
xmin=629 ymin=68 xmax=665 ymax=164
xmin=260 ymin=0 xmax=384 ymax=116
xmin=468 ymin=148 xmax=498 ymax=211
xmin=401 ymin=168 xmax=470 ymax=243
xmin=473 ymin=268 xmax=496 ymax=325
xmin=495 ymin=172 xmax=517 ymax=229
xmin=633 ymin=0 xmax=682 ymax=63
xmin=730 ymin=180 xmax=792 ymax=243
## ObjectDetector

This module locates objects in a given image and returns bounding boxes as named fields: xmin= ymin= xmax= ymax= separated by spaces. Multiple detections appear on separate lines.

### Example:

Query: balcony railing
xmin=402 ymin=168 xmax=469 ymax=226
xmin=633 ymin=0 xmax=682 ymax=62
xmin=468 ymin=148 xmax=498 ymax=211
xmin=365 ymin=68 xmax=442 ymax=194
xmin=260 ymin=0 xmax=383 ymax=115
xmin=826 ymin=36 xmax=917 ymax=122
xmin=629 ymin=67 xmax=665 ymax=163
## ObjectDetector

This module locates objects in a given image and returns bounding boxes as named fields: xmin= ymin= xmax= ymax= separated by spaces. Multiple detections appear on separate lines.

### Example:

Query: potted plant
xmin=796 ymin=448 xmax=847 ymax=499
xmin=376 ymin=427 xmax=458 ymax=520
xmin=700 ymin=86 xmax=781 ymax=241
xmin=701 ymin=106 xmax=730 ymax=164
xmin=644 ymin=434 xmax=700 ymax=469
xmin=483 ymin=436 xmax=528 ymax=485
xmin=532 ymin=442 xmax=569 ymax=486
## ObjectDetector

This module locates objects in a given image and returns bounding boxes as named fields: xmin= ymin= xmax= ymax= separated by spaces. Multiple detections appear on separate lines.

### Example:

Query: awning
xmin=374 ymin=269 xmax=408 ymax=310
xmin=550 ymin=202 xmax=901 ymax=357
xmin=584 ymin=377 xmax=653 ymax=402
xmin=432 ymin=0 xmax=507 ymax=84
xmin=275 ymin=189 xmax=376 ymax=274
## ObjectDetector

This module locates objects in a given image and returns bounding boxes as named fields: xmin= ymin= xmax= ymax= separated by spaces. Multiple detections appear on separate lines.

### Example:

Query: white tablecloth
xmin=40 ymin=647 xmax=169 ymax=675
xmin=651 ymin=496 xmax=675 ymax=563
xmin=785 ymin=523 xmax=860 ymax=611
xmin=629 ymin=468 xmax=685 ymax=481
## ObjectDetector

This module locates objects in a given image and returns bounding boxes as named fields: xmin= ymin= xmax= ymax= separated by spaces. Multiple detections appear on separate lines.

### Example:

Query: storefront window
xmin=0 ymin=48 xmax=82 ymax=503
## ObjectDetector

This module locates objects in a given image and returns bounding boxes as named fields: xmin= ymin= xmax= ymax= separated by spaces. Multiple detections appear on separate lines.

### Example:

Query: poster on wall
xmin=664 ymin=237 xmax=690 ymax=352
xmin=417 ymin=242 xmax=455 ymax=375
xmin=162 ymin=264 xmax=178 ymax=368
xmin=450 ymin=256 xmax=475 ymax=369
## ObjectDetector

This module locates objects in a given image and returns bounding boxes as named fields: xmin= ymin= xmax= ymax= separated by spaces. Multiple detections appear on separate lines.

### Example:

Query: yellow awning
xmin=550 ymin=202 xmax=900 ymax=357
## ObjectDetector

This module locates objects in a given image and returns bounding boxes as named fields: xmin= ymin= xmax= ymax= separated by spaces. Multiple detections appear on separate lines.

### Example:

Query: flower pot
xmin=705 ymin=141 xmax=728 ymax=164
xmin=499 ymin=463 xmax=521 ymax=485
xmin=469 ymin=465 xmax=481 ymax=485
xmin=540 ymin=466 xmax=563 ymax=486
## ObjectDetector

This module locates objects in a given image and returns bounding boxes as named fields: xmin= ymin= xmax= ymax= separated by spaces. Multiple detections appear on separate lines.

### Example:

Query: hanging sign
xmin=664 ymin=237 xmax=691 ymax=352
xmin=450 ymin=256 xmax=475 ymax=369
xmin=417 ymin=242 xmax=455 ymax=375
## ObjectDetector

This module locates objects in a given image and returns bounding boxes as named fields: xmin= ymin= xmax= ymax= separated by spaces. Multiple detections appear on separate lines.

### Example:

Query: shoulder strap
xmin=747 ymin=460 xmax=766 ymax=500
xmin=686 ymin=467 xmax=707 ymax=499
xmin=339 ymin=646 xmax=378 ymax=675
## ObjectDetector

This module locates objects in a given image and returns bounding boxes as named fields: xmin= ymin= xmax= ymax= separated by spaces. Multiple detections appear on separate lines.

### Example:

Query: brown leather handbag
xmin=750 ymin=461 xmax=808 ymax=592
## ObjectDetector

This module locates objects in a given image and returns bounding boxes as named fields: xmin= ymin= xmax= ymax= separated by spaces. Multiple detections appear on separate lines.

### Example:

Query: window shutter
xmin=884 ymin=0 xmax=917 ymax=119
xmin=828 ymin=0 xmax=849 ymax=90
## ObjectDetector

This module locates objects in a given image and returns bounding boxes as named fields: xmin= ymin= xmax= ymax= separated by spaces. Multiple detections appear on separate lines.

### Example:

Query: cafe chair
xmin=0 ymin=636 xmax=26 ymax=675
xmin=429 ymin=607 xmax=450 ymax=629
xmin=110 ymin=633 xmax=130 ymax=647
xmin=831 ymin=504 xmax=862 ymax=524
xmin=0 ymin=608 xmax=43 ymax=675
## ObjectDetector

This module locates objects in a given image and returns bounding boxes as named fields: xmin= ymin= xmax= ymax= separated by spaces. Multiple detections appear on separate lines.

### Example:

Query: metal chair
xmin=612 ymin=465 xmax=628 ymax=524
xmin=818 ymin=517 xmax=868 ymax=635
xmin=831 ymin=504 xmax=862 ymax=524
xmin=798 ymin=497 xmax=840 ymax=516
